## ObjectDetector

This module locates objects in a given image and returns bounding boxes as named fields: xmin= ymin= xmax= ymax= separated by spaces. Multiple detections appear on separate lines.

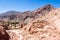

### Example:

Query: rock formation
xmin=0 ymin=25 xmax=10 ymax=40
xmin=1 ymin=4 xmax=60 ymax=40
xmin=21 ymin=8 xmax=60 ymax=40
xmin=0 ymin=4 xmax=55 ymax=29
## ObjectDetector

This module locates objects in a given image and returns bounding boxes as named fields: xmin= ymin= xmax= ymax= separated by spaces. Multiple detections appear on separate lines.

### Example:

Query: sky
xmin=0 ymin=0 xmax=60 ymax=13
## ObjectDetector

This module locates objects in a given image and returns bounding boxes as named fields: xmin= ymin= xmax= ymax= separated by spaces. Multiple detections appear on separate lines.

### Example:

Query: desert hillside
xmin=0 ymin=4 xmax=60 ymax=40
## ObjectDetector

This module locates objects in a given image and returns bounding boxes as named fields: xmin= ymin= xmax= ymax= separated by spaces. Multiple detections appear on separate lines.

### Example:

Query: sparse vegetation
xmin=2 ymin=21 xmax=19 ymax=30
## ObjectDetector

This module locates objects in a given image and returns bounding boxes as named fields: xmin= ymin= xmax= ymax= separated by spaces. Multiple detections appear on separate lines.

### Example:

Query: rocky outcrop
xmin=33 ymin=4 xmax=55 ymax=15
xmin=0 ymin=25 xmax=10 ymax=40
xmin=6 ymin=8 xmax=60 ymax=40
xmin=1 ymin=4 xmax=60 ymax=40
xmin=22 ymin=8 xmax=60 ymax=40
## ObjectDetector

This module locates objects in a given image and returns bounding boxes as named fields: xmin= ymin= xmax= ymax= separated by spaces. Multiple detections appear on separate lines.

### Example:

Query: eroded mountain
xmin=0 ymin=4 xmax=55 ymax=21
xmin=0 ymin=4 xmax=55 ymax=30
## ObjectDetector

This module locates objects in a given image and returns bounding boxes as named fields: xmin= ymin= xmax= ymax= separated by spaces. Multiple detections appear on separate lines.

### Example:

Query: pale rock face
xmin=6 ymin=8 xmax=60 ymax=40
xmin=22 ymin=8 xmax=60 ymax=40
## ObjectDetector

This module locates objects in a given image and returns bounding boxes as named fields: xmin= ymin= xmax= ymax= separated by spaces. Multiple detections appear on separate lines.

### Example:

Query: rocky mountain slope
xmin=7 ymin=8 xmax=60 ymax=40
xmin=0 ymin=4 xmax=54 ymax=21
xmin=0 ymin=4 xmax=55 ymax=29
xmin=0 ymin=4 xmax=60 ymax=40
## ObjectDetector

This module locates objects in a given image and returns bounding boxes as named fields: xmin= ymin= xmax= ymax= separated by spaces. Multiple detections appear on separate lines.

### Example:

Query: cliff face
xmin=6 ymin=6 xmax=60 ymax=40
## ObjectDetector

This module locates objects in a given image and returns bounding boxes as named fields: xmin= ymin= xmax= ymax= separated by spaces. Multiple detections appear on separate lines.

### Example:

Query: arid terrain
xmin=0 ymin=4 xmax=60 ymax=40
